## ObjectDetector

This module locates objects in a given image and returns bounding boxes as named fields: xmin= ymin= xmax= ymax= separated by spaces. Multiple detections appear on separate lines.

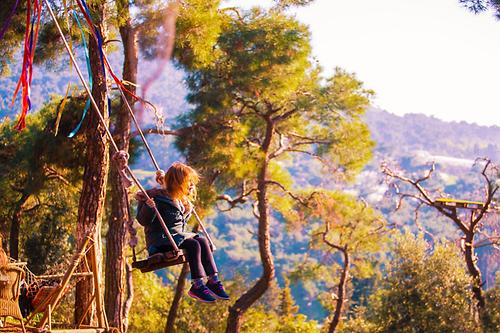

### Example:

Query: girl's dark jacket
xmin=135 ymin=189 xmax=196 ymax=251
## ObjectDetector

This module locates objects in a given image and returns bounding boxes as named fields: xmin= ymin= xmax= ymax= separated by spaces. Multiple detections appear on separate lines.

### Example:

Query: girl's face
xmin=165 ymin=162 xmax=199 ymax=200
xmin=187 ymin=181 xmax=195 ymax=196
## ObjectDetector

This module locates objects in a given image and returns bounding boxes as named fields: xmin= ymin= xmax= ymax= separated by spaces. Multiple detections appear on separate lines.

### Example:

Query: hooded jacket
xmin=136 ymin=188 xmax=197 ymax=252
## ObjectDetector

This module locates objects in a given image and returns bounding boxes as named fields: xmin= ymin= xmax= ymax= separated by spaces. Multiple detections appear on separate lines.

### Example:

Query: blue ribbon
xmin=79 ymin=0 xmax=106 ymax=74
xmin=68 ymin=10 xmax=92 ymax=138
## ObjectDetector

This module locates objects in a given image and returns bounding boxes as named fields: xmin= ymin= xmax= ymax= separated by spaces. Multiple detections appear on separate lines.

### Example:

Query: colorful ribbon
xmin=76 ymin=0 xmax=141 ymax=102
xmin=11 ymin=0 xmax=42 ymax=131
xmin=68 ymin=10 xmax=93 ymax=138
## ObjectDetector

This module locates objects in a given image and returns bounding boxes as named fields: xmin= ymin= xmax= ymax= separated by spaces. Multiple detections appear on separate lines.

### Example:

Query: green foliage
xmin=174 ymin=11 xmax=375 ymax=329
xmin=337 ymin=307 xmax=378 ymax=333
xmin=135 ymin=0 xmax=223 ymax=69
xmin=287 ymin=190 xmax=386 ymax=328
xmin=23 ymin=180 xmax=77 ymax=274
xmin=128 ymin=270 xmax=172 ymax=333
xmin=292 ymin=191 xmax=386 ymax=280
xmin=0 ymin=0 xmax=27 ymax=75
xmin=308 ymin=191 xmax=385 ymax=254
xmin=0 ymin=96 xmax=84 ymax=268
xmin=459 ymin=0 xmax=500 ymax=17
xmin=482 ymin=275 xmax=500 ymax=333
xmin=241 ymin=309 xmax=319 ymax=333
xmin=174 ymin=0 xmax=223 ymax=69
xmin=177 ymin=8 xmax=374 ymax=207
xmin=342 ymin=232 xmax=481 ymax=333
xmin=278 ymin=275 xmax=299 ymax=318
xmin=127 ymin=272 xmax=319 ymax=333
xmin=274 ymin=0 xmax=316 ymax=9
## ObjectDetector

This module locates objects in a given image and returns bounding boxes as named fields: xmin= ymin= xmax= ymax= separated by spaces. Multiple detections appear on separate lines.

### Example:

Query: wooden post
xmin=48 ymin=305 xmax=52 ymax=331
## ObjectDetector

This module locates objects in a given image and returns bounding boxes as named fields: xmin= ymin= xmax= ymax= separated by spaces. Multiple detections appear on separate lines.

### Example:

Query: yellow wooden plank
xmin=435 ymin=198 xmax=484 ymax=206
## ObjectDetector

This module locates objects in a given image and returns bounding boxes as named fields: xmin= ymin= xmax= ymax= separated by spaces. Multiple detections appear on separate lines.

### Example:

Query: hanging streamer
xmin=11 ymin=0 xmax=32 ymax=128
xmin=74 ymin=0 xmax=114 ymax=123
xmin=76 ymin=0 xmax=142 ymax=102
xmin=68 ymin=10 xmax=92 ymax=138
xmin=11 ymin=0 xmax=42 ymax=131
xmin=73 ymin=0 xmax=165 ymax=171
xmin=54 ymin=84 xmax=71 ymax=136
xmin=76 ymin=0 xmax=105 ymax=73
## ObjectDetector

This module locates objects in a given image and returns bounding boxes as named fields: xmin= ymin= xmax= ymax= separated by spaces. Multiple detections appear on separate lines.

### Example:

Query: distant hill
xmin=366 ymin=107 xmax=499 ymax=161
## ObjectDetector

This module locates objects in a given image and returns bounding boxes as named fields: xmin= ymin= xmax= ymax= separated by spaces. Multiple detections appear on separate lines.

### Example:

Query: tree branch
xmin=129 ymin=127 xmax=181 ymax=138
xmin=414 ymin=202 xmax=435 ymax=242
xmin=268 ymin=131 xmax=287 ymax=159
xmin=265 ymin=180 xmax=316 ymax=207
xmin=472 ymin=158 xmax=499 ymax=228
xmin=271 ymin=107 xmax=298 ymax=123
xmin=220 ymin=7 xmax=245 ymax=22
xmin=382 ymin=161 xmax=470 ymax=233
xmin=252 ymin=201 xmax=260 ymax=219
xmin=282 ymin=148 xmax=329 ymax=168
xmin=216 ymin=182 xmax=257 ymax=212
xmin=319 ymin=219 xmax=346 ymax=253
xmin=44 ymin=166 xmax=70 ymax=185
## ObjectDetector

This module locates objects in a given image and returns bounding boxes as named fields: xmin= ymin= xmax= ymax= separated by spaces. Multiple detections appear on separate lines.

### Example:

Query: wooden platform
xmin=0 ymin=327 xmax=24 ymax=332
xmin=434 ymin=198 xmax=485 ymax=210
xmin=45 ymin=329 xmax=117 ymax=333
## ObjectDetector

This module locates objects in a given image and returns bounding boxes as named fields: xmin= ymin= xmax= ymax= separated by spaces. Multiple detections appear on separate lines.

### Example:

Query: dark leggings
xmin=179 ymin=235 xmax=218 ymax=279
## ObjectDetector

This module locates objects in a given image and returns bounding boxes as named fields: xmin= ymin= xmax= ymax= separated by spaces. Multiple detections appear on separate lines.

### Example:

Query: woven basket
xmin=0 ymin=265 xmax=24 ymax=320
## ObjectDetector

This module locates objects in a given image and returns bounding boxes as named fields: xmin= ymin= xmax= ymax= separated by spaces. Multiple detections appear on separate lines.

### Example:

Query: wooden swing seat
xmin=132 ymin=251 xmax=186 ymax=273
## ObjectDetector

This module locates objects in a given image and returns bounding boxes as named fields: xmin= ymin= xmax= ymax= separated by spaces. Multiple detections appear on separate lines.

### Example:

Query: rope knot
xmin=112 ymin=150 xmax=133 ymax=188
xmin=156 ymin=169 xmax=166 ymax=186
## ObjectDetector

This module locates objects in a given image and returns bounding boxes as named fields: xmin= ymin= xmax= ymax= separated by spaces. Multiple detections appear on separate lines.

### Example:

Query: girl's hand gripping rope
xmin=145 ymin=198 xmax=156 ymax=208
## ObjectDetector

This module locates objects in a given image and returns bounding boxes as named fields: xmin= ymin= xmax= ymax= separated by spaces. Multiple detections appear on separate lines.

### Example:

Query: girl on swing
xmin=135 ymin=162 xmax=229 ymax=303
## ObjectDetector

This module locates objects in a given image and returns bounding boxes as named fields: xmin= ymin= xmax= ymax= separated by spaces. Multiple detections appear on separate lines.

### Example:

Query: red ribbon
xmin=11 ymin=0 xmax=42 ymax=130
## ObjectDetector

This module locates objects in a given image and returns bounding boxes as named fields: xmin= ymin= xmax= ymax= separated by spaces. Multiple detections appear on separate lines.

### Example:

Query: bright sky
xmin=225 ymin=0 xmax=500 ymax=126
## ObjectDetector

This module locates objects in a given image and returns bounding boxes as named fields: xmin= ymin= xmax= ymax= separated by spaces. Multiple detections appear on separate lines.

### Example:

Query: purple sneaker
xmin=188 ymin=284 xmax=216 ymax=303
xmin=206 ymin=281 xmax=230 ymax=300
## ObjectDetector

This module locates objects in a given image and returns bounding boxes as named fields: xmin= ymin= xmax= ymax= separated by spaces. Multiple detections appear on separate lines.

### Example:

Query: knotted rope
xmin=112 ymin=151 xmax=133 ymax=189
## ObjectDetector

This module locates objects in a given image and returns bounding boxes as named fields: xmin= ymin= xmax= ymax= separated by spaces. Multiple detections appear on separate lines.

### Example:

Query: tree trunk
xmin=9 ymin=192 xmax=30 ymax=260
xmin=105 ymin=10 xmax=138 ymax=331
xmin=328 ymin=250 xmax=349 ymax=333
xmin=74 ymin=1 xmax=109 ymax=325
xmin=226 ymin=117 xmax=275 ymax=333
xmin=165 ymin=263 xmax=189 ymax=333
xmin=463 ymin=230 xmax=485 ymax=312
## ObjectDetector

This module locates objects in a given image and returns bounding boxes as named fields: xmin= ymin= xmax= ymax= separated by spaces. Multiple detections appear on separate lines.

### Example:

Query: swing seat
xmin=132 ymin=250 xmax=186 ymax=273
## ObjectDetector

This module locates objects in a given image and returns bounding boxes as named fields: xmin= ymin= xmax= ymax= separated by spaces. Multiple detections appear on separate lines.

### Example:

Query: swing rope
xmin=72 ymin=0 xmax=216 ymax=251
xmin=73 ymin=0 xmax=162 ymax=172
xmin=44 ymin=0 xmax=216 ymax=260
xmin=42 ymin=0 xmax=181 ymax=256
